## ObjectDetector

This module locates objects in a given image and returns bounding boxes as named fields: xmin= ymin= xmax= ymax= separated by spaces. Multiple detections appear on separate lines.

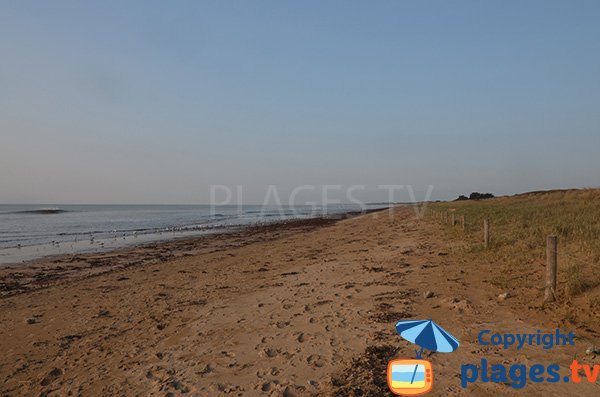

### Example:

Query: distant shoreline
xmin=0 ymin=204 xmax=389 ymax=266
xmin=0 ymin=207 xmax=390 ymax=296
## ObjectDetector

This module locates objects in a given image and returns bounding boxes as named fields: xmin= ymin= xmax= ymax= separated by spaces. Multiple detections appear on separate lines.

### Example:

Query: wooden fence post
xmin=483 ymin=219 xmax=490 ymax=248
xmin=544 ymin=236 xmax=558 ymax=303
xmin=461 ymin=215 xmax=465 ymax=231
xmin=451 ymin=213 xmax=455 ymax=226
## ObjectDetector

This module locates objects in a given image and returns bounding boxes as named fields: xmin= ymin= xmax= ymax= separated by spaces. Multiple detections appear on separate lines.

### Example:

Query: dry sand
xmin=1 ymin=207 xmax=599 ymax=396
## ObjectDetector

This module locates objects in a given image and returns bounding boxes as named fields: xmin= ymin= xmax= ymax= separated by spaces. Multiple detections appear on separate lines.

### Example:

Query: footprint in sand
xmin=307 ymin=354 xmax=325 ymax=368
xmin=275 ymin=321 xmax=290 ymax=328
xmin=262 ymin=347 xmax=279 ymax=358
xmin=260 ymin=381 xmax=274 ymax=392
xmin=261 ymin=336 xmax=272 ymax=343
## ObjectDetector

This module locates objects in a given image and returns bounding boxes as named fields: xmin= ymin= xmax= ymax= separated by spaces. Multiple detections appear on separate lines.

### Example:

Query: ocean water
xmin=0 ymin=204 xmax=385 ymax=265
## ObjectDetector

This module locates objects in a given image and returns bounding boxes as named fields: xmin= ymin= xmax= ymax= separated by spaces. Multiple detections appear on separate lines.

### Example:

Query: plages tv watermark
xmin=461 ymin=329 xmax=599 ymax=389
xmin=209 ymin=184 xmax=434 ymax=218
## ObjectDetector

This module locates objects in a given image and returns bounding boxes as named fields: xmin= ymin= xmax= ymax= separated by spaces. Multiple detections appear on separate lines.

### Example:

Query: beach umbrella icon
xmin=395 ymin=319 xmax=459 ymax=356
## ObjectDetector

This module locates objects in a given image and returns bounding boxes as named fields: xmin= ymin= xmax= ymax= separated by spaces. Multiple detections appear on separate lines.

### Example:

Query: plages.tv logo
xmin=387 ymin=319 xmax=460 ymax=396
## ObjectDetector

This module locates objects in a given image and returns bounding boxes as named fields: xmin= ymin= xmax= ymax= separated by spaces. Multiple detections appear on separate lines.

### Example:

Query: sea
xmin=0 ymin=204 xmax=387 ymax=265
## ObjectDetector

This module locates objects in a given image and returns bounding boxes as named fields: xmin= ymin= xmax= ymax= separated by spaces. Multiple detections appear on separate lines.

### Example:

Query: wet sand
xmin=1 ymin=207 xmax=599 ymax=396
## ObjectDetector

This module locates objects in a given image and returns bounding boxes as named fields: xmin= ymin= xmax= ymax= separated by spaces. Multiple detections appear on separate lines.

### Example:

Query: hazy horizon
xmin=3 ymin=185 xmax=600 ymax=206
xmin=2 ymin=1 xmax=600 ymax=204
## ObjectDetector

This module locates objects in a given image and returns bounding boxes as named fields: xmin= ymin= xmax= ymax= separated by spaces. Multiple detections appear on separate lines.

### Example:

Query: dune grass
xmin=426 ymin=189 xmax=600 ymax=302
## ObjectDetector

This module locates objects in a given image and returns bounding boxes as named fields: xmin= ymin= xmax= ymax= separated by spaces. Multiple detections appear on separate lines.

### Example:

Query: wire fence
xmin=427 ymin=208 xmax=599 ymax=304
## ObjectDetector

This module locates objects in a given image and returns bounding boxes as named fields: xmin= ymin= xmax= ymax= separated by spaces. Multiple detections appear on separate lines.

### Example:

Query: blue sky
xmin=1 ymin=1 xmax=599 ymax=204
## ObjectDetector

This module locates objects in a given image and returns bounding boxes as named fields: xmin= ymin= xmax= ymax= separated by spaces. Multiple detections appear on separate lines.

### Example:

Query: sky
xmin=1 ymin=1 xmax=599 ymax=204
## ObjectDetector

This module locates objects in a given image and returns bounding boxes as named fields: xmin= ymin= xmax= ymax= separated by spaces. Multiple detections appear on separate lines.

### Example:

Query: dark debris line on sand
xmin=0 ymin=213 xmax=382 ymax=297
xmin=330 ymin=345 xmax=400 ymax=397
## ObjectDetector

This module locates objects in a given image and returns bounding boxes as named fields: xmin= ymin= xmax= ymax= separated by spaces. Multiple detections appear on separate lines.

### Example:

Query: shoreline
xmin=0 ymin=204 xmax=390 ymax=266
xmin=0 ymin=208 xmax=388 ymax=297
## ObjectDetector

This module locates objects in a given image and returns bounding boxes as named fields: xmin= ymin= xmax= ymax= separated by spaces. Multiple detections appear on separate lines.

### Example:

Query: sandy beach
xmin=1 ymin=206 xmax=599 ymax=396
xmin=4 ymin=2 xmax=600 ymax=396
